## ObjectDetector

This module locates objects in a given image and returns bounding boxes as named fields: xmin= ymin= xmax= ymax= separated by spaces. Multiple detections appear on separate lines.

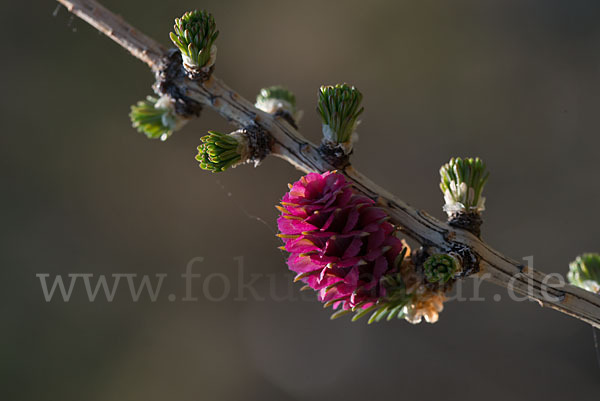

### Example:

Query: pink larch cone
xmin=277 ymin=171 xmax=405 ymax=312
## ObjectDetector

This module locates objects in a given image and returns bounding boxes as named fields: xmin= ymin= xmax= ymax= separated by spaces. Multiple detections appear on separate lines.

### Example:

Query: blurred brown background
xmin=1 ymin=0 xmax=599 ymax=399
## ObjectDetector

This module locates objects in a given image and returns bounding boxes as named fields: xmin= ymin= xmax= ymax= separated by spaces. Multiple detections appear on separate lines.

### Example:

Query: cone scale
xmin=276 ymin=171 xmax=406 ymax=312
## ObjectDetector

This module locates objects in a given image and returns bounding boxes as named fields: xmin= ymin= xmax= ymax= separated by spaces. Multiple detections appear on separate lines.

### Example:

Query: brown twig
xmin=57 ymin=0 xmax=600 ymax=328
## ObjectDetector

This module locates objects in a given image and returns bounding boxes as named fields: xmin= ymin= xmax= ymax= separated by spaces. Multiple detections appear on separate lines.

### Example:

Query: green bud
xmin=423 ymin=254 xmax=461 ymax=284
xmin=255 ymin=85 xmax=297 ymax=117
xmin=129 ymin=96 xmax=185 ymax=141
xmin=170 ymin=10 xmax=219 ymax=72
xmin=196 ymin=131 xmax=244 ymax=172
xmin=568 ymin=253 xmax=600 ymax=294
xmin=317 ymin=84 xmax=363 ymax=149
xmin=439 ymin=157 xmax=489 ymax=215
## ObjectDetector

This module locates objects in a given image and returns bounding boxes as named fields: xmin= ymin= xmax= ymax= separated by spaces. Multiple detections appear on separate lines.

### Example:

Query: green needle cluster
xmin=568 ymin=253 xmax=600 ymax=294
xmin=129 ymin=96 xmax=177 ymax=141
xmin=424 ymin=254 xmax=460 ymax=284
xmin=255 ymin=86 xmax=297 ymax=115
xmin=317 ymin=84 xmax=364 ymax=145
xmin=196 ymin=131 xmax=243 ymax=172
xmin=439 ymin=157 xmax=489 ymax=214
xmin=170 ymin=10 xmax=219 ymax=69
xmin=329 ymin=249 xmax=412 ymax=324
xmin=334 ymin=274 xmax=412 ymax=324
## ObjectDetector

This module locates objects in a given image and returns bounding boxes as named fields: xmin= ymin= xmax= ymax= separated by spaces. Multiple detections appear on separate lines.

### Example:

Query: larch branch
xmin=57 ymin=0 xmax=600 ymax=328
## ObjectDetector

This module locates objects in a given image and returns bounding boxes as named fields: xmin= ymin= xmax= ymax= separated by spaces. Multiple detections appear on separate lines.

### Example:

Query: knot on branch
xmin=154 ymin=50 xmax=204 ymax=118
xmin=185 ymin=64 xmax=215 ymax=82
xmin=243 ymin=124 xmax=273 ymax=166
xmin=447 ymin=211 xmax=483 ymax=237
xmin=318 ymin=142 xmax=351 ymax=170
xmin=449 ymin=243 xmax=480 ymax=278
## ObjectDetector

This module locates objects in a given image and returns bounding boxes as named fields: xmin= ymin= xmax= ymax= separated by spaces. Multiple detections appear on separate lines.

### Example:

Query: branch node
xmin=153 ymin=49 xmax=203 ymax=118
xmin=243 ymin=124 xmax=273 ymax=166
xmin=318 ymin=142 xmax=351 ymax=170
xmin=185 ymin=64 xmax=215 ymax=82
xmin=447 ymin=211 xmax=483 ymax=237
xmin=450 ymin=243 xmax=480 ymax=278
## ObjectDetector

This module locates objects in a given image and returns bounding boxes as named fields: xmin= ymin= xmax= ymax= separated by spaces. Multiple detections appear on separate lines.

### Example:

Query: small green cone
xmin=568 ymin=253 xmax=600 ymax=294
xmin=423 ymin=254 xmax=461 ymax=284
xmin=196 ymin=131 xmax=244 ymax=172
